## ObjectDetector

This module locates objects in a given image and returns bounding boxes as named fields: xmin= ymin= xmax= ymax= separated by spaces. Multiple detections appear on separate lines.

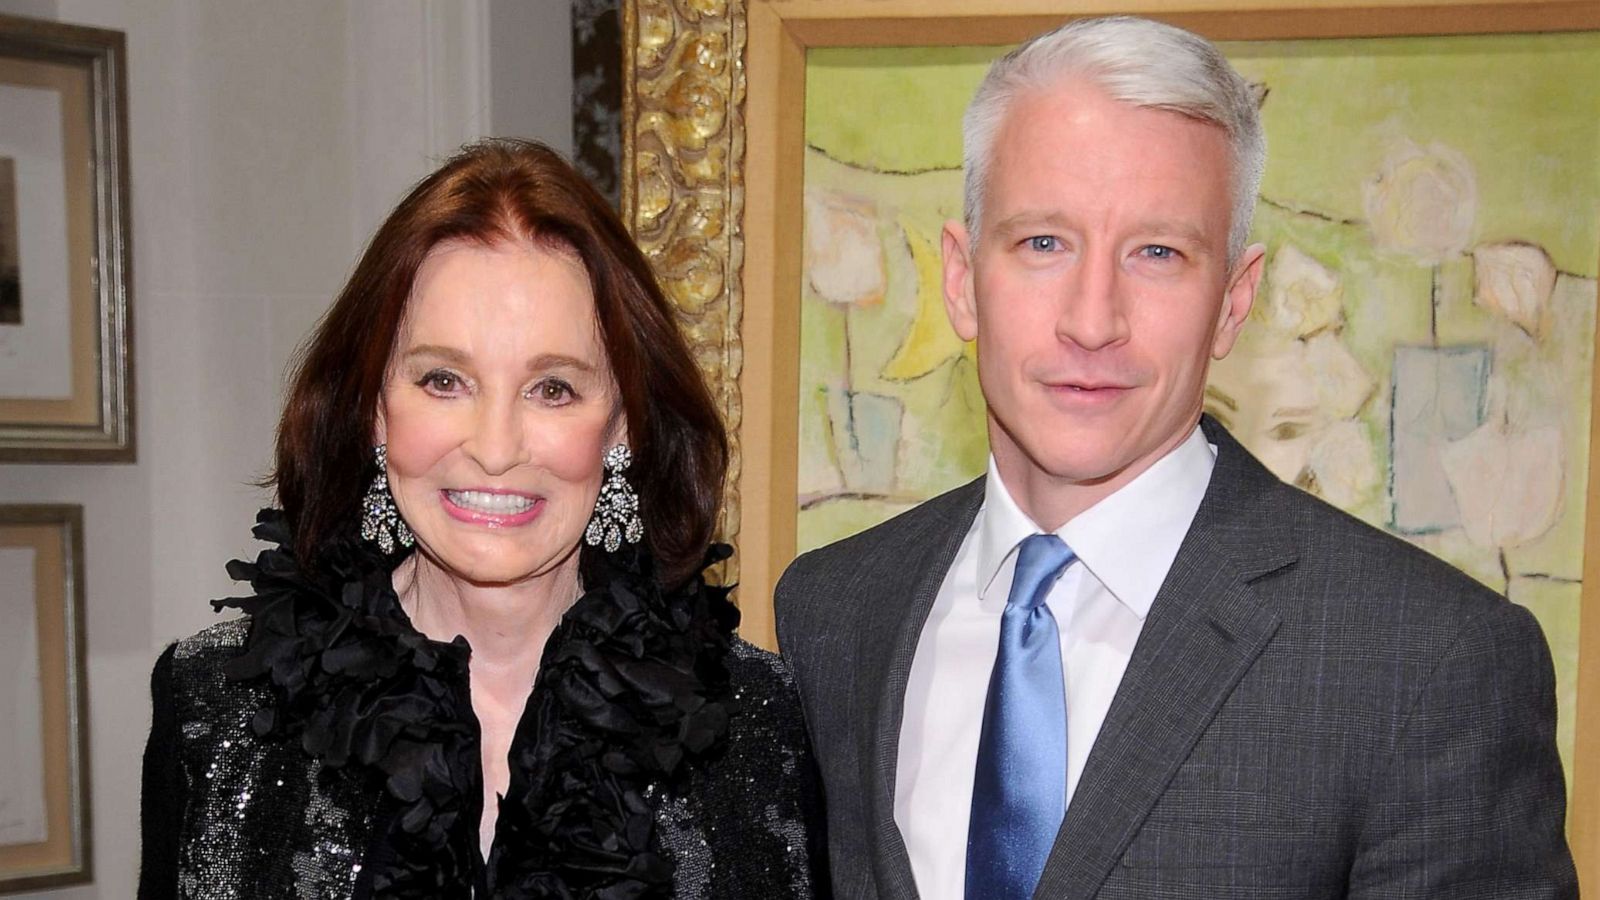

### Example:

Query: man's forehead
xmin=980 ymin=84 xmax=1234 ymax=239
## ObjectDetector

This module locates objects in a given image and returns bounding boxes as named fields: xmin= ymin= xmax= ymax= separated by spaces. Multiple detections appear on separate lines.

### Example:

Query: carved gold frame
xmin=622 ymin=1 xmax=1600 ymax=884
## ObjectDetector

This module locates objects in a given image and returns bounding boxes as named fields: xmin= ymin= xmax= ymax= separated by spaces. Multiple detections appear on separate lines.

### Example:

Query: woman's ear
xmin=606 ymin=408 xmax=629 ymax=451
xmin=373 ymin=400 xmax=387 ymax=447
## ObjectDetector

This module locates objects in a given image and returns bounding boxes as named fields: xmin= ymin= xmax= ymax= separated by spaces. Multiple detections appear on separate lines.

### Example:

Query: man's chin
xmin=1003 ymin=436 xmax=1130 ymax=486
xmin=1035 ymin=454 xmax=1134 ymax=489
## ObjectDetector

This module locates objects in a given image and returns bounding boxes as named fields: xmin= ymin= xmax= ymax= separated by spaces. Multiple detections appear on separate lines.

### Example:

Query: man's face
xmin=942 ymin=78 xmax=1263 ymax=519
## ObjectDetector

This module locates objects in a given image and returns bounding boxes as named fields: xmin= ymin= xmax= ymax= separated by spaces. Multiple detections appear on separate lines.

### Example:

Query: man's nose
xmin=1054 ymin=253 xmax=1130 ymax=351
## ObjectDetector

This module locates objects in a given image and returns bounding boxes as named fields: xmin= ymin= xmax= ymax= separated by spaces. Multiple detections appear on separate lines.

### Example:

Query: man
xmin=775 ymin=15 xmax=1576 ymax=900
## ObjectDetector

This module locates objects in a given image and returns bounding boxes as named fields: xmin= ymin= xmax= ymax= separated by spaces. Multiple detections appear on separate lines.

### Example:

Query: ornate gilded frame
xmin=623 ymin=0 xmax=750 ymax=597
xmin=622 ymin=1 xmax=1600 ymax=883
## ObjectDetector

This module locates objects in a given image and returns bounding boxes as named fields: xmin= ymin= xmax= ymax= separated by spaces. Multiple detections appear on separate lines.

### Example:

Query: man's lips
xmin=1040 ymin=380 xmax=1136 ymax=406
xmin=1042 ymin=379 xmax=1135 ymax=392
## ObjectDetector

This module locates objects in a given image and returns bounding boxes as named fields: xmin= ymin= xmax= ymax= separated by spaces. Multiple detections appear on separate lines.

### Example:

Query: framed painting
xmin=0 ymin=505 xmax=90 ymax=892
xmin=621 ymin=0 xmax=1600 ymax=884
xmin=0 ymin=15 xmax=132 ymax=462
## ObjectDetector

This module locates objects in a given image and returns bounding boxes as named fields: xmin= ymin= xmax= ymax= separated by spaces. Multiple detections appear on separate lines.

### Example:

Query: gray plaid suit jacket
xmin=774 ymin=417 xmax=1576 ymax=899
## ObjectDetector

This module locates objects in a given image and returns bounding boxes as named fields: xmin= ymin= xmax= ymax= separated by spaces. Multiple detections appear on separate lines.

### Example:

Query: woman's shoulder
xmin=719 ymin=637 xmax=808 ymax=758
xmin=153 ymin=616 xmax=264 ymax=716
xmin=169 ymin=615 xmax=252 ymax=657
xmin=158 ymin=616 xmax=251 ymax=682
xmin=659 ymin=637 xmax=823 ymax=896
xmin=724 ymin=638 xmax=807 ymax=730
xmin=725 ymin=636 xmax=795 ymax=690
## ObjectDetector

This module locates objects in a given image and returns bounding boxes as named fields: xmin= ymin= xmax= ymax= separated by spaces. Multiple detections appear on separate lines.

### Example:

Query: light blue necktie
xmin=966 ymin=533 xmax=1075 ymax=900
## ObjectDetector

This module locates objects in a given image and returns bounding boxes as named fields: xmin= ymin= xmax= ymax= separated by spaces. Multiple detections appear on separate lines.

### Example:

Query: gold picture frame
xmin=0 ymin=504 xmax=90 ymax=892
xmin=622 ymin=0 xmax=1600 ymax=885
xmin=0 ymin=15 xmax=132 ymax=462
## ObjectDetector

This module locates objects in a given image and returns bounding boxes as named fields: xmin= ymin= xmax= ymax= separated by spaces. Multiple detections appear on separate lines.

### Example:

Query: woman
xmin=139 ymin=140 xmax=824 ymax=898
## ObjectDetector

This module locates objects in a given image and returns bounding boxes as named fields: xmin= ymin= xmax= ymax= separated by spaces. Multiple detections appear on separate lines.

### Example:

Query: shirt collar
xmin=976 ymin=425 xmax=1216 ymax=619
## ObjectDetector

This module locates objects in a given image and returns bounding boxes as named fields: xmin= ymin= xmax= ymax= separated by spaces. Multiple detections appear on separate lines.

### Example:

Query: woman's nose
xmin=463 ymin=402 xmax=528 ymax=475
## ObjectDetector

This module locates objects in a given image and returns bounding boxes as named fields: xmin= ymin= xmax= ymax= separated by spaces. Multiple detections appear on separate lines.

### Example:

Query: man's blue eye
xmin=1142 ymin=245 xmax=1177 ymax=260
xmin=1027 ymin=236 xmax=1060 ymax=252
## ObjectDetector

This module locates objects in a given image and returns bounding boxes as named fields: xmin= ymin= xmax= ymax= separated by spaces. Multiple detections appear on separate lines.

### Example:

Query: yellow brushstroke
xmin=882 ymin=219 xmax=974 ymax=381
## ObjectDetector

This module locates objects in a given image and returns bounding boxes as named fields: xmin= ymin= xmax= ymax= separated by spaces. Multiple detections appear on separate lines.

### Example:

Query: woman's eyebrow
xmin=399 ymin=346 xmax=600 ymax=374
xmin=525 ymin=353 xmax=598 ymax=374
xmin=400 ymin=343 xmax=470 ymax=365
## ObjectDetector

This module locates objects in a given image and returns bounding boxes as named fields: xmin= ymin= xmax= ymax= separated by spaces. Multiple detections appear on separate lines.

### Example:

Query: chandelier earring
xmin=360 ymin=443 xmax=415 ymax=554
xmin=585 ymin=444 xmax=644 ymax=552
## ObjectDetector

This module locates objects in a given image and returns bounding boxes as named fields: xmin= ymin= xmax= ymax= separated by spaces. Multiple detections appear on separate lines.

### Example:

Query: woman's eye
xmin=1026 ymin=235 xmax=1061 ymax=253
xmin=418 ymin=370 xmax=462 ymax=393
xmin=535 ymin=379 xmax=575 ymax=403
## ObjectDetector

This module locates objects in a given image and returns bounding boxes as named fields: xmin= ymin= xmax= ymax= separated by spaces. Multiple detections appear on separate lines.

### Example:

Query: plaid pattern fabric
xmin=775 ymin=417 xmax=1576 ymax=900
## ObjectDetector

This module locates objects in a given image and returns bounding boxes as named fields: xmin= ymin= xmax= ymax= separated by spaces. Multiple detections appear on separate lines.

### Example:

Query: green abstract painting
xmin=798 ymin=33 xmax=1600 ymax=781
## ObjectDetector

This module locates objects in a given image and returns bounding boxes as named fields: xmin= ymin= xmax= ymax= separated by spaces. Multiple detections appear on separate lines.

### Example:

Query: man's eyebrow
xmin=989 ymin=211 xmax=1074 ymax=236
xmin=987 ymin=213 xmax=1215 ymax=254
xmin=1130 ymin=219 xmax=1214 ymax=252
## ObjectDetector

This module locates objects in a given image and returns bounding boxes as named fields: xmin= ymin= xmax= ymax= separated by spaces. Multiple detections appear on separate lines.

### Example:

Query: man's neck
xmin=990 ymin=421 xmax=1201 ymax=531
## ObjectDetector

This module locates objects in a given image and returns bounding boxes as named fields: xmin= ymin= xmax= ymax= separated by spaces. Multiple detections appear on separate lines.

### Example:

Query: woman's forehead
xmin=397 ymin=240 xmax=603 ymax=353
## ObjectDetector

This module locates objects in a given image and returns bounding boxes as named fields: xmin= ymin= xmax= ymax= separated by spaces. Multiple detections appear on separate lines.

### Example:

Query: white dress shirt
xmin=893 ymin=426 xmax=1217 ymax=900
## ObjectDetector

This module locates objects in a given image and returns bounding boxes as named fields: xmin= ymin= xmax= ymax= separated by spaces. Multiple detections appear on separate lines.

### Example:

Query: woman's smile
xmin=440 ymin=488 xmax=545 ymax=527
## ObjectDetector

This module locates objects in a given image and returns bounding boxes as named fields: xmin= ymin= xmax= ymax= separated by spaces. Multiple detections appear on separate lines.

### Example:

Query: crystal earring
xmin=360 ymin=443 xmax=414 ymax=554
xmin=584 ymin=444 xmax=644 ymax=552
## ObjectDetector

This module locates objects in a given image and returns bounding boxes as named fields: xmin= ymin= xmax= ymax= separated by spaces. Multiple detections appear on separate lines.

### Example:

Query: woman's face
xmin=377 ymin=239 xmax=621 ymax=587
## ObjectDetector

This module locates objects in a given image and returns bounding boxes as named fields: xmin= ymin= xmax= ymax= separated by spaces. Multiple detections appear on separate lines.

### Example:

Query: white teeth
xmin=447 ymin=490 xmax=535 ymax=514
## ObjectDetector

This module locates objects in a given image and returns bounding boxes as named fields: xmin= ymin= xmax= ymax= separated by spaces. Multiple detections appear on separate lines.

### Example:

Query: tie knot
xmin=1010 ymin=534 xmax=1075 ymax=612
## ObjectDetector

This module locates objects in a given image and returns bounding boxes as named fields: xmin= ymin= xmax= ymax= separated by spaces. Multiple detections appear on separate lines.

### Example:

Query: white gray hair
xmin=962 ymin=16 xmax=1266 ymax=264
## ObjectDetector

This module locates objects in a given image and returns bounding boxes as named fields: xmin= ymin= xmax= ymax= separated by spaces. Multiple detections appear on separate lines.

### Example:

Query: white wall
xmin=0 ymin=1 xmax=572 ymax=895
xmin=489 ymin=0 xmax=574 ymax=157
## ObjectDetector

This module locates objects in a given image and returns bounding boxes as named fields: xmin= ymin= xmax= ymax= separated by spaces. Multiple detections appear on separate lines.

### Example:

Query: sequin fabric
xmin=653 ymin=640 xmax=824 ymax=898
xmin=164 ymin=619 xmax=380 ymax=899
xmin=156 ymin=622 xmax=825 ymax=898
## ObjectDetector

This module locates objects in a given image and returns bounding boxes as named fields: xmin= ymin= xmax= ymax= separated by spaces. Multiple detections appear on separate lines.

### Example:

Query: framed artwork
xmin=622 ymin=0 xmax=1600 ymax=884
xmin=0 ymin=504 xmax=89 ymax=892
xmin=0 ymin=15 xmax=132 ymax=462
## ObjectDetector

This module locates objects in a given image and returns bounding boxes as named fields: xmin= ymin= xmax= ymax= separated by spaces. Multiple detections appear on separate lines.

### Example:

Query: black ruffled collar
xmin=214 ymin=508 xmax=739 ymax=898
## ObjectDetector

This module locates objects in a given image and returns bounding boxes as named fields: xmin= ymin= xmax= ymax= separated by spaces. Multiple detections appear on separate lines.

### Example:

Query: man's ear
xmin=1212 ymin=243 xmax=1265 ymax=360
xmin=941 ymin=219 xmax=979 ymax=342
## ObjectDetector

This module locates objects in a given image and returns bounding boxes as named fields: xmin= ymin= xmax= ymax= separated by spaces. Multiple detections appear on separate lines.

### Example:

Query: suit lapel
xmin=1035 ymin=420 xmax=1299 ymax=899
xmin=854 ymin=478 xmax=985 ymax=899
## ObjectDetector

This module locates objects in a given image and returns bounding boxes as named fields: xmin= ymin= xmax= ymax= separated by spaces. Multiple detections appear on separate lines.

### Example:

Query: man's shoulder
xmin=772 ymin=478 xmax=979 ymax=648
xmin=779 ymin=477 xmax=981 ymax=593
xmin=1248 ymin=474 xmax=1511 ymax=626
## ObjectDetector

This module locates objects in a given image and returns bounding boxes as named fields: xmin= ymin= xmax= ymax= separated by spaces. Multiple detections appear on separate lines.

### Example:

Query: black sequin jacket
xmin=138 ymin=510 xmax=827 ymax=899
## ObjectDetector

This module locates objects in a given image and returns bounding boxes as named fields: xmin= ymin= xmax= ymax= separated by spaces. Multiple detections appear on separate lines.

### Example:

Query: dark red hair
xmin=273 ymin=139 xmax=727 ymax=587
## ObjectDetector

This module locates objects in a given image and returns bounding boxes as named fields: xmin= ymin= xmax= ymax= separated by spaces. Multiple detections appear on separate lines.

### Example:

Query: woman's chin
xmin=413 ymin=536 xmax=579 ymax=588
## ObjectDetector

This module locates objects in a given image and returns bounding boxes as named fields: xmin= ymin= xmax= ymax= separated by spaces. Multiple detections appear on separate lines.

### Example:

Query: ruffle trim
xmin=214 ymin=508 xmax=739 ymax=898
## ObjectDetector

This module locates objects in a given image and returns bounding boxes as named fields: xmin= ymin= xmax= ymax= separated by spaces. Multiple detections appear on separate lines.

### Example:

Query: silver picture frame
xmin=0 ymin=14 xmax=132 ymax=462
